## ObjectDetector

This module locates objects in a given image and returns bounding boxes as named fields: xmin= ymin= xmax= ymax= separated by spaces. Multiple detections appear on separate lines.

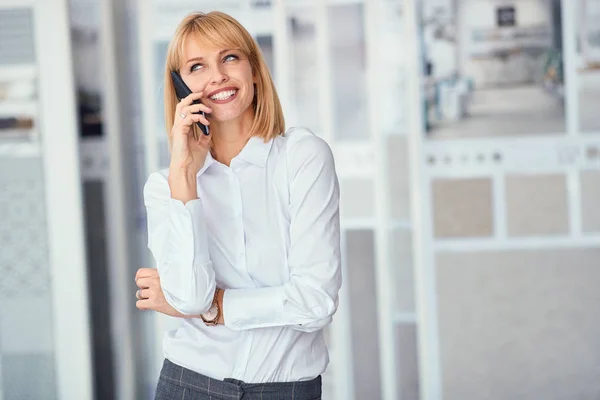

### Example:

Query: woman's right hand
xmin=170 ymin=91 xmax=213 ymax=175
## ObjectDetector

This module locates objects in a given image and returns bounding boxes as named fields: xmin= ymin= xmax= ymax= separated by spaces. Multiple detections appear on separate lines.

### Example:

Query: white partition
xmin=0 ymin=0 xmax=93 ymax=399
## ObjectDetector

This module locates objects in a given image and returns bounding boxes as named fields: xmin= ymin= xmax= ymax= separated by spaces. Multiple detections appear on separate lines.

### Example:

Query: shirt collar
xmin=196 ymin=136 xmax=273 ymax=177
xmin=197 ymin=151 xmax=217 ymax=177
xmin=235 ymin=136 xmax=273 ymax=167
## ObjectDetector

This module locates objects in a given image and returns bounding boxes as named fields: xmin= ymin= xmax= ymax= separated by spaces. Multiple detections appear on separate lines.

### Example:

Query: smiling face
xmin=164 ymin=12 xmax=285 ymax=143
xmin=179 ymin=39 xmax=256 ymax=125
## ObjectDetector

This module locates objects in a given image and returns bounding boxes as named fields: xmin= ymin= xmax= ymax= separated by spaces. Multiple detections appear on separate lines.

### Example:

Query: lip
xmin=207 ymin=86 xmax=239 ymax=98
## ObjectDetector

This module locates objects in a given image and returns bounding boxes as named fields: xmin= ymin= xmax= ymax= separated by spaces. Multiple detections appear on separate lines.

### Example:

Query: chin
xmin=211 ymin=105 xmax=254 ymax=123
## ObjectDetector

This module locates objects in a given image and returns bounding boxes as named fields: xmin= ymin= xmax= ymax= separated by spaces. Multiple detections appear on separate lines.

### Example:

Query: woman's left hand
xmin=135 ymin=268 xmax=186 ymax=318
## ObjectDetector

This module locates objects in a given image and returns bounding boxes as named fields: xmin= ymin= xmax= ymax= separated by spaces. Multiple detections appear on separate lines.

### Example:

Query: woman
xmin=134 ymin=11 xmax=341 ymax=400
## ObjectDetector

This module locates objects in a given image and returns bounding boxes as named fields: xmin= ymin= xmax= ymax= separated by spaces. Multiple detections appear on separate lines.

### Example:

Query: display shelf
xmin=0 ymin=136 xmax=41 ymax=157
xmin=0 ymin=64 xmax=37 ymax=80
xmin=0 ymin=100 xmax=37 ymax=116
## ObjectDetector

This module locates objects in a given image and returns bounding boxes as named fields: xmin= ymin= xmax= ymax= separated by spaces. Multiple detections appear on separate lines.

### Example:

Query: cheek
xmin=187 ymin=78 xmax=210 ymax=94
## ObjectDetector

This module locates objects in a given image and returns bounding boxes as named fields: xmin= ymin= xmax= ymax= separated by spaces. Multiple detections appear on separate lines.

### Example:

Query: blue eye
xmin=224 ymin=54 xmax=238 ymax=62
xmin=190 ymin=63 xmax=203 ymax=72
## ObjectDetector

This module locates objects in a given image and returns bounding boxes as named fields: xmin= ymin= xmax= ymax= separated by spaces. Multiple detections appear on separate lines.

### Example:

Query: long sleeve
xmin=143 ymin=171 xmax=216 ymax=315
xmin=223 ymin=134 xmax=342 ymax=332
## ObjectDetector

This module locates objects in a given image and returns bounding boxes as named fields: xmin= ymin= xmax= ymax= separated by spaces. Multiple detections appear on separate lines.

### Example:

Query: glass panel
xmin=154 ymin=41 xmax=170 ymax=168
xmin=287 ymin=7 xmax=322 ymax=133
xmin=328 ymin=3 xmax=368 ymax=140
xmin=380 ymin=0 xmax=407 ymax=136
xmin=0 ymin=8 xmax=37 ymax=142
xmin=345 ymin=229 xmax=381 ymax=400
xmin=70 ymin=0 xmax=117 ymax=397
xmin=0 ymin=7 xmax=57 ymax=398
xmin=391 ymin=229 xmax=415 ymax=314
xmin=395 ymin=323 xmax=420 ymax=400
xmin=420 ymin=0 xmax=567 ymax=139
xmin=256 ymin=35 xmax=275 ymax=78
xmin=576 ymin=0 xmax=600 ymax=133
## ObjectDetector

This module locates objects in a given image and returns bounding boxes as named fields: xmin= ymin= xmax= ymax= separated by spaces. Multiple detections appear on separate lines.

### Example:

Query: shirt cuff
xmin=223 ymin=286 xmax=290 ymax=330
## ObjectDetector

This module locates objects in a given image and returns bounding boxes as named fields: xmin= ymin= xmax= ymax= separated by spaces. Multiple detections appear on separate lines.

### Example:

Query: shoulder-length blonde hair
xmin=163 ymin=11 xmax=285 ymax=142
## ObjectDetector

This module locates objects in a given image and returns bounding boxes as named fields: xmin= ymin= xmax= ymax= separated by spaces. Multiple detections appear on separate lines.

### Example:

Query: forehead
xmin=181 ymin=36 xmax=222 ymax=58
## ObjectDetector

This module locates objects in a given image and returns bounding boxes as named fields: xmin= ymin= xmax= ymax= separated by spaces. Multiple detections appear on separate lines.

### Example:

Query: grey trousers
xmin=154 ymin=359 xmax=322 ymax=400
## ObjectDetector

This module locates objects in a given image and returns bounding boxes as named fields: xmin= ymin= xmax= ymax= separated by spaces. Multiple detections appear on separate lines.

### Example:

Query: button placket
xmin=232 ymin=172 xmax=246 ymax=265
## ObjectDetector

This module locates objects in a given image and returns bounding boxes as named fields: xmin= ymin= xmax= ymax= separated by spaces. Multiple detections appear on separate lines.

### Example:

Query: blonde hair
xmin=163 ymin=11 xmax=285 ymax=143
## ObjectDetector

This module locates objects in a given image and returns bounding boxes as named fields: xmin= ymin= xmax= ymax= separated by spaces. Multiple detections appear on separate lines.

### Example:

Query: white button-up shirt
xmin=143 ymin=127 xmax=342 ymax=383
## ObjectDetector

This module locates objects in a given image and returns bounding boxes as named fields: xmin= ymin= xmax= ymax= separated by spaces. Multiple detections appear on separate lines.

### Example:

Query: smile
xmin=209 ymin=89 xmax=238 ymax=101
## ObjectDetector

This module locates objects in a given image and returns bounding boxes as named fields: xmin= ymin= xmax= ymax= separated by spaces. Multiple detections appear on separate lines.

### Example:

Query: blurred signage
xmin=496 ymin=6 xmax=516 ymax=27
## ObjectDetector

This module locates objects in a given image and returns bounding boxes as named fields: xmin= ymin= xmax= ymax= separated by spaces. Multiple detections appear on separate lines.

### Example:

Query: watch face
xmin=203 ymin=304 xmax=218 ymax=321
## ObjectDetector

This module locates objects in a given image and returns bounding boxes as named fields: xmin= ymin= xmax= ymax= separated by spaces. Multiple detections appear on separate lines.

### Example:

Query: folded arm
xmin=223 ymin=134 xmax=342 ymax=333
xmin=143 ymin=171 xmax=216 ymax=315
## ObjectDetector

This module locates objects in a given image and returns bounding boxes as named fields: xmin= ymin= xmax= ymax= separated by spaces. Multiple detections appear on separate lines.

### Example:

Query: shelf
xmin=0 ymin=100 xmax=37 ymax=116
xmin=0 ymin=64 xmax=37 ymax=80
xmin=0 ymin=137 xmax=41 ymax=157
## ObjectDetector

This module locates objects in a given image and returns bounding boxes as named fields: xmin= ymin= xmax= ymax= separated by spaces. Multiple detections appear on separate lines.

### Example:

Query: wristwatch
xmin=200 ymin=289 xmax=221 ymax=326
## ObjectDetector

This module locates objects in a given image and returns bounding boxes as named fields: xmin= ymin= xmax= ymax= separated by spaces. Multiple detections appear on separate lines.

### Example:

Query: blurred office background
xmin=0 ymin=0 xmax=599 ymax=399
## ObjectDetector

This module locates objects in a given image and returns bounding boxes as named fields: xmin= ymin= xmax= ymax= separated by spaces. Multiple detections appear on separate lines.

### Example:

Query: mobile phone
xmin=170 ymin=71 xmax=210 ymax=137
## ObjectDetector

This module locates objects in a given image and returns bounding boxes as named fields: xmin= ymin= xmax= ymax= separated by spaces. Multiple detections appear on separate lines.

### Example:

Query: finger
xmin=137 ymin=288 xmax=151 ymax=299
xmin=177 ymin=91 xmax=204 ymax=109
xmin=136 ymin=299 xmax=151 ymax=310
xmin=175 ymin=113 xmax=210 ymax=133
xmin=174 ymin=112 xmax=199 ymax=129
xmin=183 ymin=103 xmax=212 ymax=115
xmin=136 ymin=277 xmax=156 ymax=289
xmin=135 ymin=276 xmax=153 ymax=288
xmin=135 ymin=268 xmax=157 ymax=281
xmin=196 ymin=133 xmax=212 ymax=149
xmin=190 ymin=113 xmax=211 ymax=127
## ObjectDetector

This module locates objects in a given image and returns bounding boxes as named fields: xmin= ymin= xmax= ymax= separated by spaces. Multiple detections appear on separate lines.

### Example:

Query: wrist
xmin=168 ymin=169 xmax=198 ymax=204
xmin=217 ymin=289 xmax=225 ymax=325
xmin=168 ymin=165 xmax=197 ymax=183
xmin=200 ymin=288 xmax=223 ymax=326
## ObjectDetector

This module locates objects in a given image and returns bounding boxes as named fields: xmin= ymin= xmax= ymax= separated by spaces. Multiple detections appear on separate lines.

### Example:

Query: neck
xmin=210 ymin=108 xmax=254 ymax=166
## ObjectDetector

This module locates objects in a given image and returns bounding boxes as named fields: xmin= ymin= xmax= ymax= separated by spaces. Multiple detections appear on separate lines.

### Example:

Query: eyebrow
xmin=184 ymin=48 xmax=239 ymax=64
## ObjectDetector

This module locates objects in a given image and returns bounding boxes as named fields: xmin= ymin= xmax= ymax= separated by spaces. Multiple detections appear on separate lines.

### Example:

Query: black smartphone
xmin=170 ymin=71 xmax=210 ymax=137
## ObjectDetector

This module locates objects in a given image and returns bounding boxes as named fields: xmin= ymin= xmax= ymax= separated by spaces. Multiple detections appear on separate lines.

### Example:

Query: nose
xmin=209 ymin=64 xmax=228 ymax=85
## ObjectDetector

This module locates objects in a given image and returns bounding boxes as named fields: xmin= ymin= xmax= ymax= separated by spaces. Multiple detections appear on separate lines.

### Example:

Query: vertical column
xmin=36 ymin=0 xmax=94 ymax=398
xmin=562 ymin=0 xmax=579 ymax=137
xmin=273 ymin=0 xmax=295 ymax=125
xmin=403 ymin=0 xmax=443 ymax=398
xmin=314 ymin=2 xmax=354 ymax=398
xmin=99 ymin=0 xmax=138 ymax=398
xmin=363 ymin=0 xmax=398 ymax=399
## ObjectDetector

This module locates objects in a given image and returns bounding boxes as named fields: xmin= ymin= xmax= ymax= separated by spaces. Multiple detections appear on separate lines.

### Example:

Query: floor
xmin=429 ymin=85 xmax=567 ymax=139
xmin=579 ymin=70 xmax=600 ymax=132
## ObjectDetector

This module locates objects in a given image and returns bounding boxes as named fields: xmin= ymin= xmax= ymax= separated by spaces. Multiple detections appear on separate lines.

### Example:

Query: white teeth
xmin=210 ymin=89 xmax=237 ymax=101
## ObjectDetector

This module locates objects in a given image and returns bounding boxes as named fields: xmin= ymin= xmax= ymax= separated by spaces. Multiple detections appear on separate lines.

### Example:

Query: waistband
xmin=158 ymin=358 xmax=322 ymax=399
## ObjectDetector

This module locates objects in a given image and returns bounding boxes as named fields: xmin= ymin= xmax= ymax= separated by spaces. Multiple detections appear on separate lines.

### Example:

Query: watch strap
xmin=200 ymin=289 xmax=221 ymax=326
